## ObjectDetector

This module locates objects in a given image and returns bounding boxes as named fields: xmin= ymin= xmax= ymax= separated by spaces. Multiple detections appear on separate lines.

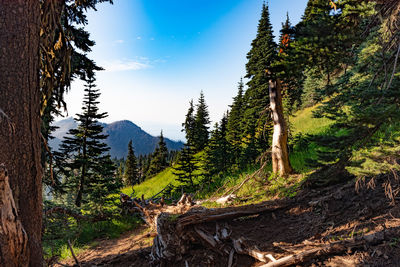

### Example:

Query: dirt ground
xmin=58 ymin=226 xmax=152 ymax=267
xmin=57 ymin=174 xmax=400 ymax=267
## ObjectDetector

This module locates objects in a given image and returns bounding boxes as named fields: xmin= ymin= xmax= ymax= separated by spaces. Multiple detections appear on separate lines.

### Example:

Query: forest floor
xmin=58 ymin=174 xmax=400 ymax=267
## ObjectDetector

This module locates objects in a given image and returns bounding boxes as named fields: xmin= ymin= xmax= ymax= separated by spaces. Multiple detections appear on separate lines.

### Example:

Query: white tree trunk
xmin=269 ymin=78 xmax=292 ymax=176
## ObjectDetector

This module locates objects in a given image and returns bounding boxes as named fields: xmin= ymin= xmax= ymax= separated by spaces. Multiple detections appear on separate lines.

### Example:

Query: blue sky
xmin=63 ymin=0 xmax=308 ymax=141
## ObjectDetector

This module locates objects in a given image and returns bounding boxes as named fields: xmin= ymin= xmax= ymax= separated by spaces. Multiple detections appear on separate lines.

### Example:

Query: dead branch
xmin=228 ymin=249 xmax=235 ymax=267
xmin=67 ymin=240 xmax=81 ymax=267
xmin=223 ymin=168 xmax=263 ymax=197
xmin=260 ymin=230 xmax=387 ymax=267
xmin=233 ymin=237 xmax=276 ymax=263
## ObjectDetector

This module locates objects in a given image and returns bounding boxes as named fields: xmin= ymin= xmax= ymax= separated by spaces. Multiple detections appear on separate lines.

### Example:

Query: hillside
xmin=50 ymin=117 xmax=184 ymax=158
xmin=60 ymin=103 xmax=400 ymax=267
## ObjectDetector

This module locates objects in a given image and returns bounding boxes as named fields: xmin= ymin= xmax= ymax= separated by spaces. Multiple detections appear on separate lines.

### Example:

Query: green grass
xmin=122 ymin=168 xmax=178 ymax=198
xmin=205 ymin=104 xmax=335 ymax=204
xmin=290 ymin=104 xmax=333 ymax=135
xmin=121 ymin=152 xmax=206 ymax=198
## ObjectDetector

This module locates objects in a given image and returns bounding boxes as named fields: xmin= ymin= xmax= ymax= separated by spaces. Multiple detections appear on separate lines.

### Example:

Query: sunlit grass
xmin=121 ymin=152 xmax=205 ymax=198
xmin=122 ymin=168 xmax=178 ymax=198
xmin=290 ymin=104 xmax=333 ymax=135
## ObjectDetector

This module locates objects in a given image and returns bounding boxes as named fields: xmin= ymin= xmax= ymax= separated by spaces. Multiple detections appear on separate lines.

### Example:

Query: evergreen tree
xmin=147 ymin=131 xmax=169 ymax=177
xmin=182 ymin=100 xmax=196 ymax=145
xmin=295 ymin=0 xmax=358 ymax=88
xmin=242 ymin=2 xmax=277 ymax=162
xmin=193 ymin=91 xmax=211 ymax=151
xmin=226 ymin=79 xmax=245 ymax=165
xmin=274 ymin=13 xmax=304 ymax=112
xmin=124 ymin=140 xmax=139 ymax=186
xmin=55 ymin=75 xmax=120 ymax=207
xmin=310 ymin=7 xmax=400 ymax=172
xmin=137 ymin=155 xmax=144 ymax=183
xmin=205 ymin=113 xmax=232 ymax=175
xmin=117 ymin=162 xmax=125 ymax=183
xmin=172 ymin=144 xmax=201 ymax=191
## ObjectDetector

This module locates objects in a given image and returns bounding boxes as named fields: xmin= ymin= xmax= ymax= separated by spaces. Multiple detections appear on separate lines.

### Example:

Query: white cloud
xmin=103 ymin=59 xmax=151 ymax=72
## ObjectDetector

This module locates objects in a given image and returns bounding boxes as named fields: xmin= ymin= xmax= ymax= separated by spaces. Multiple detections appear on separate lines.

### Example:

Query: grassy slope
xmin=122 ymin=168 xmax=177 ymax=198
xmin=125 ymin=105 xmax=334 ymax=202
xmin=290 ymin=104 xmax=332 ymax=135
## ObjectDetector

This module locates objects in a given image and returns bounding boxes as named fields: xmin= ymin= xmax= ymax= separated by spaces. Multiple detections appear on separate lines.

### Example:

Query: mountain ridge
xmin=50 ymin=117 xmax=184 ymax=158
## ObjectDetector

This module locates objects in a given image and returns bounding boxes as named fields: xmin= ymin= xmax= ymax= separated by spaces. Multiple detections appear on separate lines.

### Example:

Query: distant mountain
xmin=50 ymin=118 xmax=184 ymax=158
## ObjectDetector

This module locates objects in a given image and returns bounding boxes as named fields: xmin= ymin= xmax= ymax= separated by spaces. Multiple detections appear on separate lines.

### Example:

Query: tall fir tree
xmin=124 ymin=140 xmax=139 ymax=186
xmin=147 ymin=131 xmax=169 ymax=177
xmin=172 ymin=144 xmax=201 ymax=191
xmin=193 ymin=91 xmax=211 ymax=151
xmin=226 ymin=79 xmax=245 ymax=165
xmin=55 ymin=75 xmax=120 ymax=207
xmin=205 ymin=113 xmax=232 ymax=176
xmin=274 ymin=13 xmax=304 ymax=113
xmin=242 ymin=2 xmax=277 ymax=162
xmin=182 ymin=99 xmax=196 ymax=145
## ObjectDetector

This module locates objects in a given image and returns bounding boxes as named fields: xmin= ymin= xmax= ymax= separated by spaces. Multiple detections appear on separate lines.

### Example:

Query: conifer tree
xmin=226 ymin=79 xmax=245 ymax=165
xmin=147 ymin=131 xmax=169 ymax=177
xmin=55 ymin=75 xmax=119 ymax=207
xmin=205 ymin=113 xmax=232 ymax=175
xmin=242 ymin=2 xmax=277 ymax=162
xmin=173 ymin=144 xmax=201 ymax=191
xmin=124 ymin=140 xmax=138 ymax=186
xmin=193 ymin=91 xmax=211 ymax=151
xmin=182 ymin=100 xmax=196 ymax=145
xmin=275 ymin=13 xmax=303 ymax=112
xmin=137 ymin=155 xmax=144 ymax=183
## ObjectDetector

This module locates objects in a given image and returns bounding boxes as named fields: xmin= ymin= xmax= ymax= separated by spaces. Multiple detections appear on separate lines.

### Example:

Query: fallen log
xmin=260 ymin=230 xmax=387 ymax=267
xmin=233 ymin=237 xmax=276 ymax=263
xmin=177 ymin=202 xmax=286 ymax=231
xmin=150 ymin=200 xmax=289 ymax=264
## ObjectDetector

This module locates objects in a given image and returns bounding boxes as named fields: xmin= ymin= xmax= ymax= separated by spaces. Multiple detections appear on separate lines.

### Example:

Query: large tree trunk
xmin=0 ymin=166 xmax=29 ymax=266
xmin=0 ymin=0 xmax=43 ymax=266
xmin=269 ymin=78 xmax=292 ymax=176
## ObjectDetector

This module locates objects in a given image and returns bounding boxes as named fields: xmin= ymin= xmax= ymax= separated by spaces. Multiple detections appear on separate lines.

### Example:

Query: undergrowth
xmin=43 ymin=214 xmax=141 ymax=261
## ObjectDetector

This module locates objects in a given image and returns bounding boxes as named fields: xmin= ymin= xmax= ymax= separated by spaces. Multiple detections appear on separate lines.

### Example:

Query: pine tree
xmin=182 ymin=100 xmax=196 ymax=145
xmin=295 ymin=0 xmax=357 ymax=88
xmin=193 ymin=91 xmax=211 ymax=151
xmin=147 ymin=131 xmax=169 ymax=177
xmin=55 ymin=75 xmax=119 ymax=207
xmin=205 ymin=113 xmax=232 ymax=175
xmin=274 ymin=13 xmax=303 ymax=112
xmin=137 ymin=155 xmax=144 ymax=183
xmin=242 ymin=2 xmax=277 ymax=162
xmin=173 ymin=144 xmax=201 ymax=191
xmin=124 ymin=140 xmax=138 ymax=186
xmin=226 ymin=79 xmax=245 ymax=165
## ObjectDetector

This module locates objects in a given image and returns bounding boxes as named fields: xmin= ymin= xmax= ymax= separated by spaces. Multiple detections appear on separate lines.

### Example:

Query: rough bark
xmin=0 ymin=0 xmax=42 ymax=265
xmin=0 ymin=165 xmax=28 ymax=266
xmin=269 ymin=78 xmax=292 ymax=176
